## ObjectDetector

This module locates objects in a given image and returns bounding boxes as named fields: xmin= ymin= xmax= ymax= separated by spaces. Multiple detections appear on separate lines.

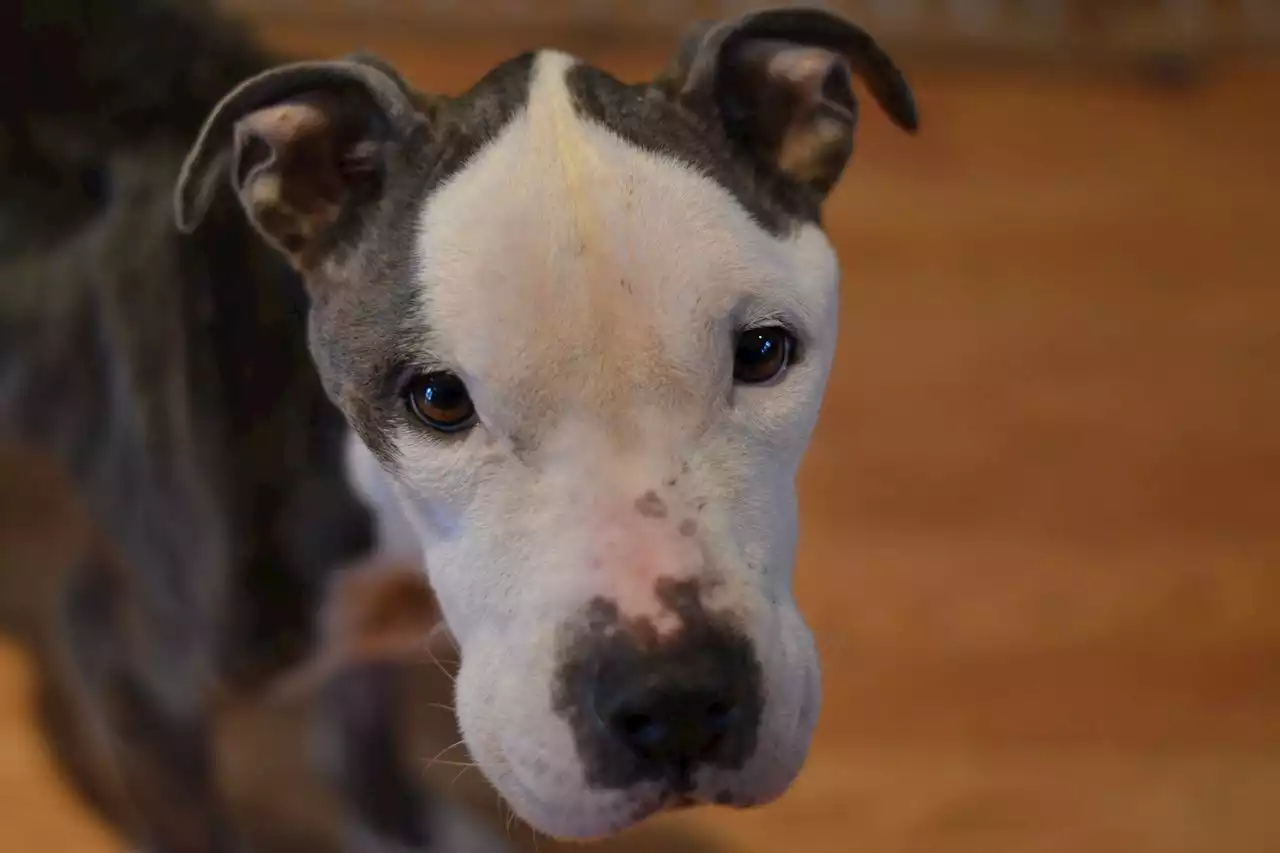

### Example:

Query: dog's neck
xmin=174 ymin=194 xmax=378 ymax=684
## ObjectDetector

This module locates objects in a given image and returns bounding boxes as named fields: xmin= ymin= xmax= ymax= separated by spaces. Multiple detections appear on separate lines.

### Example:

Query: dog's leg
xmin=319 ymin=654 xmax=515 ymax=853
xmin=294 ymin=554 xmax=515 ymax=853
xmin=306 ymin=552 xmax=438 ymax=851
xmin=320 ymin=661 xmax=431 ymax=849
xmin=61 ymin=557 xmax=243 ymax=853
xmin=325 ymin=438 xmax=441 ymax=849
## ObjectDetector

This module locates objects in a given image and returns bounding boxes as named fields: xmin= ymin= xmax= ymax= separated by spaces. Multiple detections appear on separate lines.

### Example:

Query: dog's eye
xmin=733 ymin=326 xmax=795 ymax=385
xmin=404 ymin=372 xmax=477 ymax=433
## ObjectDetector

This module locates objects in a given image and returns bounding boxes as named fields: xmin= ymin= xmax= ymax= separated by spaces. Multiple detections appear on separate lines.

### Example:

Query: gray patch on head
xmin=635 ymin=490 xmax=668 ymax=519
xmin=305 ymin=53 xmax=537 ymax=464
xmin=678 ymin=518 xmax=697 ymax=537
xmin=564 ymin=63 xmax=819 ymax=236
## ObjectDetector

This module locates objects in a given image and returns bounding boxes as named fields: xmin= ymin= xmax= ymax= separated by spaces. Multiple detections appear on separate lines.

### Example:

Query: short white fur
xmin=347 ymin=51 xmax=841 ymax=839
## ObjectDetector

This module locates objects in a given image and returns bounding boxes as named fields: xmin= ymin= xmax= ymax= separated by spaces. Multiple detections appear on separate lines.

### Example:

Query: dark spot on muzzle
xmin=552 ymin=578 xmax=762 ymax=793
xmin=634 ymin=490 xmax=668 ymax=519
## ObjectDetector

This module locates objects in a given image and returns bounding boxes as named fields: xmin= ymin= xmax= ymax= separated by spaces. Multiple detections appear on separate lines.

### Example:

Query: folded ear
xmin=174 ymin=55 xmax=422 ymax=269
xmin=656 ymin=9 xmax=917 ymax=196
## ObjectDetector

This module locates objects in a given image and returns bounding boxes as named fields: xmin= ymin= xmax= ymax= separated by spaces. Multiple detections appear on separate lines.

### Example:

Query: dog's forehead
xmin=405 ymin=52 xmax=835 ymax=424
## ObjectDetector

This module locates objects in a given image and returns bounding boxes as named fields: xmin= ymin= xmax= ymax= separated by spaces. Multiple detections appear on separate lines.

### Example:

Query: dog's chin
xmin=474 ymin=728 xmax=816 ymax=841
xmin=491 ymin=777 xmax=777 ymax=841
xmin=481 ymin=768 xmax=664 ymax=840
xmin=460 ymin=694 xmax=819 ymax=840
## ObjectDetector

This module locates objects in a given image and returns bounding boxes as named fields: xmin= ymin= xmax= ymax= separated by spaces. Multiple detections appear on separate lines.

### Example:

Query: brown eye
xmin=404 ymin=372 xmax=477 ymax=433
xmin=733 ymin=326 xmax=795 ymax=385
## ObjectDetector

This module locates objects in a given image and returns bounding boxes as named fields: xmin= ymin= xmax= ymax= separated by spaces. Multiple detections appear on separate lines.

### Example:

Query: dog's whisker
xmin=423 ymin=640 xmax=457 ymax=684
xmin=426 ymin=620 xmax=460 ymax=655
xmin=422 ymin=759 xmax=478 ymax=769
xmin=436 ymin=623 xmax=461 ymax=655
xmin=424 ymin=738 xmax=468 ymax=768
xmin=448 ymin=764 xmax=473 ymax=787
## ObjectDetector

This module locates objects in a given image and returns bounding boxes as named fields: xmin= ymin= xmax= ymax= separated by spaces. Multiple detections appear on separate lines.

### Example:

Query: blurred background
xmin=2 ymin=1 xmax=1278 ymax=852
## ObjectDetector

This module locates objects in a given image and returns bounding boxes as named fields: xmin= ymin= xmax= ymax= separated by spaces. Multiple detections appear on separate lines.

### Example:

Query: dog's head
xmin=177 ymin=8 xmax=915 ymax=839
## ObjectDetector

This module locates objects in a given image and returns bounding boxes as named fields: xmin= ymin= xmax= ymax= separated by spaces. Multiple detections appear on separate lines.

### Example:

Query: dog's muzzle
xmin=553 ymin=583 xmax=764 ymax=795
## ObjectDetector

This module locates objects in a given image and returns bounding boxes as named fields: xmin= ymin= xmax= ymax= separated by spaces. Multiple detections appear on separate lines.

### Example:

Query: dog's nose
xmin=555 ymin=583 xmax=765 ymax=790
xmin=589 ymin=637 xmax=761 ymax=775
xmin=597 ymin=681 xmax=741 ymax=768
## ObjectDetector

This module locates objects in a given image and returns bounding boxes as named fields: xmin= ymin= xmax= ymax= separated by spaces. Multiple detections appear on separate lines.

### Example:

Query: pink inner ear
xmin=243 ymin=102 xmax=332 ymax=147
xmin=232 ymin=97 xmax=356 ymax=258
xmin=766 ymin=47 xmax=838 ymax=88
xmin=238 ymin=100 xmax=345 ymax=204
xmin=766 ymin=47 xmax=856 ymax=118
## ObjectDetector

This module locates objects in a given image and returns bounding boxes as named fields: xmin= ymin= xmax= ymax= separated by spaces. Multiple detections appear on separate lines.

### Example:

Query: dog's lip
xmin=620 ymin=788 xmax=696 ymax=826
xmin=655 ymin=786 xmax=720 ymax=813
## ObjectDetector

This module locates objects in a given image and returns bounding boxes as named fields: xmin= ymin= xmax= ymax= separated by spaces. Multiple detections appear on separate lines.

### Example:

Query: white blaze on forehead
xmin=412 ymin=50 xmax=841 ymax=440
xmin=384 ymin=52 xmax=834 ymax=827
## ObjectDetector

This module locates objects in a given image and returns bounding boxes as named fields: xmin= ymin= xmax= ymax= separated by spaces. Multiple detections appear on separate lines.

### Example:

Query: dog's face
xmin=178 ymin=9 xmax=915 ymax=839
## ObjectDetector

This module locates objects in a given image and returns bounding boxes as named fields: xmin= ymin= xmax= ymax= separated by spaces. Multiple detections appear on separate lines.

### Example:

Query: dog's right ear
xmin=174 ymin=56 xmax=423 ymax=269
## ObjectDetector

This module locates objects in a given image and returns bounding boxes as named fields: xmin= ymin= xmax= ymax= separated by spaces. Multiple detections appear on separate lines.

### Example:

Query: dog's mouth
xmin=615 ymin=793 xmax=700 ymax=833
xmin=637 ymin=783 xmax=755 ymax=824
xmin=659 ymin=783 xmax=707 ymax=811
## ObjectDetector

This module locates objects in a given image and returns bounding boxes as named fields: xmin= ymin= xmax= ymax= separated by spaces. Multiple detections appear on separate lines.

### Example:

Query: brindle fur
xmin=0 ymin=2 xmax=430 ymax=851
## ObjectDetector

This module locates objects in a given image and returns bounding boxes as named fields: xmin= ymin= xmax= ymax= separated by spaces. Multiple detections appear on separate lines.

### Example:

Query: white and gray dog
xmin=177 ymin=7 xmax=916 ymax=839
xmin=2 ymin=2 xmax=914 ymax=850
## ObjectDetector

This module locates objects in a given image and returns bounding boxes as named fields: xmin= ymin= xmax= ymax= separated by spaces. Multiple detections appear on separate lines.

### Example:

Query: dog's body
xmin=0 ymin=3 xmax=432 ymax=851
xmin=2 ymin=2 xmax=915 ymax=851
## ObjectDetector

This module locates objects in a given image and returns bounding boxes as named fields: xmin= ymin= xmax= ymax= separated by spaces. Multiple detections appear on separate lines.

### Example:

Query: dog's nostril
xmin=705 ymin=700 xmax=734 ymax=734
xmin=618 ymin=711 xmax=666 ymax=751
xmin=599 ymin=685 xmax=741 ymax=768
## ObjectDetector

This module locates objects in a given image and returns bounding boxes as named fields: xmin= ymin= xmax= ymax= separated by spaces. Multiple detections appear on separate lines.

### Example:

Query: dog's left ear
xmin=656 ymin=9 xmax=917 ymax=196
xmin=174 ymin=54 xmax=423 ymax=269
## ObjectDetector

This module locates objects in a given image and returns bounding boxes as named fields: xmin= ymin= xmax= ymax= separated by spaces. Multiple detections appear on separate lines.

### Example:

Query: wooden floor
xmin=2 ymin=29 xmax=1279 ymax=853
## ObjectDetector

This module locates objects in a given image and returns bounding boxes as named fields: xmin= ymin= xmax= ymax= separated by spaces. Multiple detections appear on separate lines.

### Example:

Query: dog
xmin=176 ymin=3 xmax=918 ymax=841
xmin=2 ymin=0 xmax=916 ymax=849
